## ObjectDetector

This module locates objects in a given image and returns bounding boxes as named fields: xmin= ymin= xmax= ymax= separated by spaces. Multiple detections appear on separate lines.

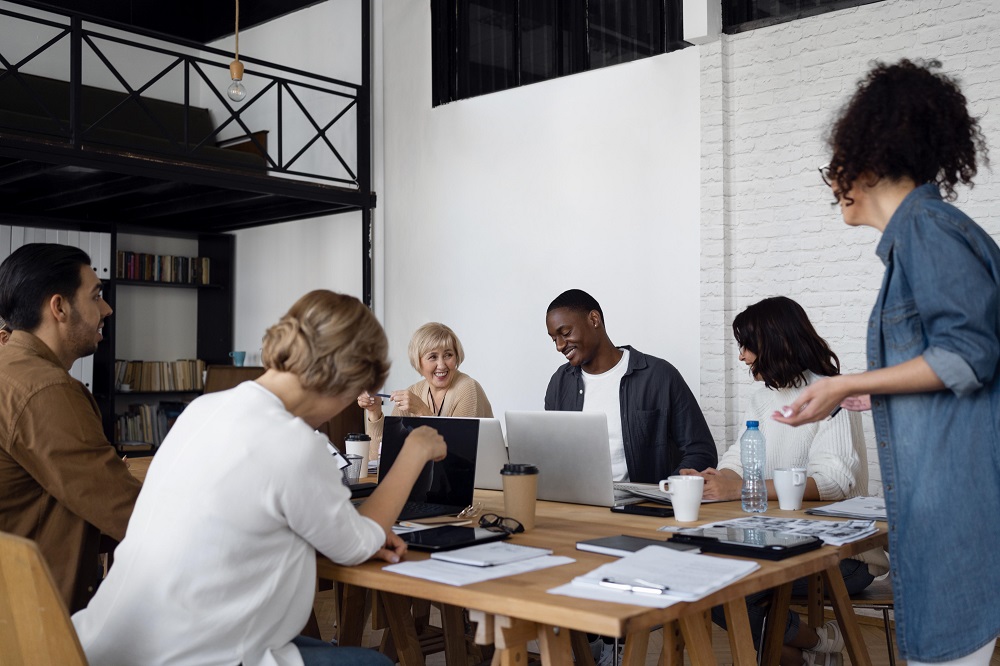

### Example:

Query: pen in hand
xmin=373 ymin=393 xmax=392 ymax=399
xmin=826 ymin=406 xmax=843 ymax=421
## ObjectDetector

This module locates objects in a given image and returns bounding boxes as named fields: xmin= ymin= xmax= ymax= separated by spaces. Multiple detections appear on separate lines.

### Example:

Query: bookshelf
xmin=100 ymin=231 xmax=234 ymax=455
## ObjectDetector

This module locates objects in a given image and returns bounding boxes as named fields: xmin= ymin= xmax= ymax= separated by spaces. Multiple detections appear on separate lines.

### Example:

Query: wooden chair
xmin=791 ymin=576 xmax=896 ymax=666
xmin=0 ymin=531 xmax=88 ymax=665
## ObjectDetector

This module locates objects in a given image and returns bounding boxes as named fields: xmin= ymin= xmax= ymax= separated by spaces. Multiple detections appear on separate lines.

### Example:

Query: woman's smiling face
xmin=419 ymin=347 xmax=458 ymax=389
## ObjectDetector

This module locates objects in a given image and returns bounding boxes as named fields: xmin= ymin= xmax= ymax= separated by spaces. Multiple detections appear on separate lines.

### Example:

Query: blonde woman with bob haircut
xmin=359 ymin=322 xmax=493 ymax=459
xmin=73 ymin=291 xmax=446 ymax=666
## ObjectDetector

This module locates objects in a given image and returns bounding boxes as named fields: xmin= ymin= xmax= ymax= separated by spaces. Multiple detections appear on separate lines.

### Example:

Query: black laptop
xmin=379 ymin=416 xmax=480 ymax=521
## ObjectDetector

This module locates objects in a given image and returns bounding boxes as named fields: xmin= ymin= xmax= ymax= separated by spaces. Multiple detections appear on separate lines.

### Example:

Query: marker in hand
xmin=374 ymin=393 xmax=391 ymax=399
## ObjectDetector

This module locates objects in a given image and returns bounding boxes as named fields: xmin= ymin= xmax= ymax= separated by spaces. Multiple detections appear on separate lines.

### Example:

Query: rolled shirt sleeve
xmin=896 ymin=204 xmax=1000 ymax=395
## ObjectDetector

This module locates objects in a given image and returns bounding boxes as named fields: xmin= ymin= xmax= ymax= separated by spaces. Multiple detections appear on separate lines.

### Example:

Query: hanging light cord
xmin=234 ymin=0 xmax=240 ymax=62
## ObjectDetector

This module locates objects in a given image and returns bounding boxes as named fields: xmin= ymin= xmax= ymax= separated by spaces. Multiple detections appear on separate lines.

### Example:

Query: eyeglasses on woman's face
xmin=478 ymin=513 xmax=524 ymax=535
xmin=818 ymin=163 xmax=834 ymax=187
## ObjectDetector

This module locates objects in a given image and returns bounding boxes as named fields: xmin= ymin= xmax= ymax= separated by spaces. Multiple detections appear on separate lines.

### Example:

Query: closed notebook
xmin=431 ymin=542 xmax=553 ymax=567
xmin=576 ymin=535 xmax=700 ymax=557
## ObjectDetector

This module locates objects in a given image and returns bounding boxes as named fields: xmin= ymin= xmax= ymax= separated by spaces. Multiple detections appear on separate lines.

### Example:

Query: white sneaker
xmin=594 ymin=640 xmax=623 ymax=666
xmin=812 ymin=620 xmax=845 ymax=654
xmin=802 ymin=650 xmax=843 ymax=666
xmin=589 ymin=637 xmax=605 ymax=662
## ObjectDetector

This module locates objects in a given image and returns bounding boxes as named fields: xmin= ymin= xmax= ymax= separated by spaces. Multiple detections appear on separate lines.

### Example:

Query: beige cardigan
xmin=364 ymin=370 xmax=493 ymax=460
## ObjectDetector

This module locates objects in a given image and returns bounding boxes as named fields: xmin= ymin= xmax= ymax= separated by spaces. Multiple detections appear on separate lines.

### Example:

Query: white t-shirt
xmin=73 ymin=381 xmax=385 ymax=666
xmin=582 ymin=348 xmax=630 ymax=482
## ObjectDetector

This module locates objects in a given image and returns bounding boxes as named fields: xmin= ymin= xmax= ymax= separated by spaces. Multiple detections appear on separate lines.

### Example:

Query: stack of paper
xmin=431 ymin=542 xmax=552 ymax=567
xmin=686 ymin=516 xmax=879 ymax=547
xmin=550 ymin=545 xmax=759 ymax=607
xmin=806 ymin=496 xmax=887 ymax=520
xmin=384 ymin=542 xmax=572 ymax=586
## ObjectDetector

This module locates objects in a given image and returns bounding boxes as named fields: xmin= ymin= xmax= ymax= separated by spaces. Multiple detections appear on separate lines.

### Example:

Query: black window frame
xmin=722 ymin=0 xmax=885 ymax=34
xmin=432 ymin=0 xmax=689 ymax=107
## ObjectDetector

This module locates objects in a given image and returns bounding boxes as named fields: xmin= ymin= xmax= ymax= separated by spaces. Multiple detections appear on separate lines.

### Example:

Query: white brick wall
xmin=700 ymin=0 xmax=1000 ymax=496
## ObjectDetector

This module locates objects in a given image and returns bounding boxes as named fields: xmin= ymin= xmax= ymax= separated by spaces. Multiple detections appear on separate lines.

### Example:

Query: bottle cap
xmin=746 ymin=420 xmax=759 ymax=428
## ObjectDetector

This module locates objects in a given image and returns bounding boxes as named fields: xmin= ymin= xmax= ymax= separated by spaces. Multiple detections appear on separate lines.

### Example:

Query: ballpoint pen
xmin=826 ymin=406 xmax=843 ymax=421
xmin=599 ymin=577 xmax=668 ymax=595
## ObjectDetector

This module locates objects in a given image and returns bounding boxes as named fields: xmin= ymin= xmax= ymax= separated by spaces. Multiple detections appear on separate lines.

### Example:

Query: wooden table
xmin=317 ymin=492 xmax=887 ymax=666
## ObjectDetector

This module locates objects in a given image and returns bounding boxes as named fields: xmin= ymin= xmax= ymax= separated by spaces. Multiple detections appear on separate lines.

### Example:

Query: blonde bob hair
xmin=261 ymin=290 xmax=389 ymax=396
xmin=407 ymin=322 xmax=465 ymax=373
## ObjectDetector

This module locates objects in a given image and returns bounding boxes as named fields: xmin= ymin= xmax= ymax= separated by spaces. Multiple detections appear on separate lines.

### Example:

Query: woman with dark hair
xmin=684 ymin=296 xmax=885 ymax=666
xmin=777 ymin=59 xmax=1000 ymax=665
xmin=73 ymin=291 xmax=447 ymax=666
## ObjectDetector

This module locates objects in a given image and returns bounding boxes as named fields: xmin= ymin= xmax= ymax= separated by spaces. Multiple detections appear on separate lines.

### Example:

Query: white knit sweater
xmin=719 ymin=371 xmax=868 ymax=501
xmin=720 ymin=372 xmax=889 ymax=575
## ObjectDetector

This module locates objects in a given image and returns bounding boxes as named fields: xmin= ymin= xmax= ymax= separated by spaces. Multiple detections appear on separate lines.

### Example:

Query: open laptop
xmin=505 ymin=411 xmax=639 ymax=507
xmin=473 ymin=418 xmax=509 ymax=490
xmin=378 ymin=416 xmax=479 ymax=521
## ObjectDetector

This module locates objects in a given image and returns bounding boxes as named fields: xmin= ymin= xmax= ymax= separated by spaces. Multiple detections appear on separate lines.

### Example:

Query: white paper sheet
xmin=547 ymin=582 xmax=682 ymax=608
xmin=383 ymin=555 xmax=575 ymax=586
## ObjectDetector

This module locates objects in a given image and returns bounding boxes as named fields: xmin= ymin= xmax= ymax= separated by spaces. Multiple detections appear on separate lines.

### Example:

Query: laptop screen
xmin=379 ymin=416 xmax=479 ymax=507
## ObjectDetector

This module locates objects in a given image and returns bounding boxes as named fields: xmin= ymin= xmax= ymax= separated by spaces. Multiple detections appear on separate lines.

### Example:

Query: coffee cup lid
xmin=345 ymin=433 xmax=371 ymax=441
xmin=501 ymin=463 xmax=539 ymax=475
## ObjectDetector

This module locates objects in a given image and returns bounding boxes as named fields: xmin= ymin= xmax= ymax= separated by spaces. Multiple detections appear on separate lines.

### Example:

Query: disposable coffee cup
xmin=345 ymin=433 xmax=371 ymax=479
xmin=500 ymin=463 xmax=539 ymax=531
xmin=342 ymin=454 xmax=363 ymax=485
xmin=774 ymin=467 xmax=807 ymax=510
xmin=658 ymin=475 xmax=704 ymax=522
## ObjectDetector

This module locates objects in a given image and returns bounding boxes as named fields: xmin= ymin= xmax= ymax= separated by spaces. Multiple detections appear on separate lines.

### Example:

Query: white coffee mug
xmin=773 ymin=467 xmax=807 ymax=510
xmin=657 ymin=475 xmax=704 ymax=522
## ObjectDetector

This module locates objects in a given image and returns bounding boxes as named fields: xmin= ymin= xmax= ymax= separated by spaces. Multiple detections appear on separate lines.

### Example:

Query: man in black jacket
xmin=544 ymin=289 xmax=717 ymax=482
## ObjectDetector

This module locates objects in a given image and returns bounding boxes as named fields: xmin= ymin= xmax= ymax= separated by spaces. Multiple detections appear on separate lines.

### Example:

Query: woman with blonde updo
xmin=358 ymin=322 xmax=493 ymax=460
xmin=73 ymin=291 xmax=447 ymax=666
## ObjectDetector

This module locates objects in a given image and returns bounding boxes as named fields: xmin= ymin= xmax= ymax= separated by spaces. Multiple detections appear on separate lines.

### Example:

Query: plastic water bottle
xmin=740 ymin=420 xmax=767 ymax=513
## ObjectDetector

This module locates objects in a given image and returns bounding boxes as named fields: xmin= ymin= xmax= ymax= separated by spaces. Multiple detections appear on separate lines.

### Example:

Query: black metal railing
xmin=0 ymin=1 xmax=367 ymax=189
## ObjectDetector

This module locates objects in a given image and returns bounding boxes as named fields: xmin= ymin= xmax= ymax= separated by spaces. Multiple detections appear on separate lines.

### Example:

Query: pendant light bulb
xmin=225 ymin=0 xmax=246 ymax=103
xmin=227 ymin=60 xmax=246 ymax=103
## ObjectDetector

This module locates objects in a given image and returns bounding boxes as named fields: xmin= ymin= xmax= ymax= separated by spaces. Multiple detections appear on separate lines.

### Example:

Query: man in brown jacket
xmin=0 ymin=243 xmax=140 ymax=612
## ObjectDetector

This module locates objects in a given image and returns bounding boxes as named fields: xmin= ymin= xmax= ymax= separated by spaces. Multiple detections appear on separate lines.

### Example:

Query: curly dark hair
xmin=827 ymin=58 xmax=988 ymax=203
xmin=732 ymin=296 xmax=839 ymax=390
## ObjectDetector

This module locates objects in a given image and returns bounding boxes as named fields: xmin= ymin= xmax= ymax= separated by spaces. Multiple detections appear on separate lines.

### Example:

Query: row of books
xmin=115 ymin=401 xmax=188 ymax=448
xmin=115 ymin=251 xmax=211 ymax=285
xmin=116 ymin=359 xmax=207 ymax=392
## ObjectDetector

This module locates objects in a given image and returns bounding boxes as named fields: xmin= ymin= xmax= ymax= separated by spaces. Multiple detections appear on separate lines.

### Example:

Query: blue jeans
xmin=711 ymin=558 xmax=875 ymax=648
xmin=292 ymin=636 xmax=393 ymax=666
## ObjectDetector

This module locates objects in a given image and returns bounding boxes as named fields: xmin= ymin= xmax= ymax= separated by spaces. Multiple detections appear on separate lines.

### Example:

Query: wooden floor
xmin=315 ymin=588 xmax=1000 ymax=665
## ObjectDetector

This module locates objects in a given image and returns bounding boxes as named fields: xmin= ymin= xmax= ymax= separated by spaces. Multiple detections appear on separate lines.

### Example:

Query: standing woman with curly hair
xmin=73 ymin=291 xmax=447 ymax=666
xmin=777 ymin=60 xmax=1000 ymax=665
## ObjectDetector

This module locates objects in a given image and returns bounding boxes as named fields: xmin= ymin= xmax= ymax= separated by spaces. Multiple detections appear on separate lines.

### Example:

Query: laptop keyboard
xmin=398 ymin=501 xmax=461 ymax=521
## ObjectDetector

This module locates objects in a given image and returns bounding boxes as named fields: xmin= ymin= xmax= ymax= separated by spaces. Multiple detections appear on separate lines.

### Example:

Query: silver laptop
xmin=505 ymin=411 xmax=637 ymax=507
xmin=473 ymin=418 xmax=509 ymax=491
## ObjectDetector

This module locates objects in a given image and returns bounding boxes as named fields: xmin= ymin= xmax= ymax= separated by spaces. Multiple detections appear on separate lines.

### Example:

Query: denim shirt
xmin=867 ymin=184 xmax=1000 ymax=661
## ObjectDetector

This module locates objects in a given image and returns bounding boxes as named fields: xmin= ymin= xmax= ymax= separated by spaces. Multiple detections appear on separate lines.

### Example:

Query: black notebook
xmin=668 ymin=527 xmax=822 ymax=560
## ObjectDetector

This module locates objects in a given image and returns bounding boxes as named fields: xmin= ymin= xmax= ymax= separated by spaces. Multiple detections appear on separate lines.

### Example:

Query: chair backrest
xmin=0 ymin=532 xmax=88 ymax=666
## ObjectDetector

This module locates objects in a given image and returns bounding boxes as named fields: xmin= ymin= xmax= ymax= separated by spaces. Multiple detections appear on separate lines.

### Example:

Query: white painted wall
xmin=699 ymin=0 xmax=1000 ymax=494
xmin=218 ymin=1 xmax=368 ymax=360
xmin=380 ymin=4 xmax=704 ymax=425
xmin=232 ymin=215 xmax=362 ymax=366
